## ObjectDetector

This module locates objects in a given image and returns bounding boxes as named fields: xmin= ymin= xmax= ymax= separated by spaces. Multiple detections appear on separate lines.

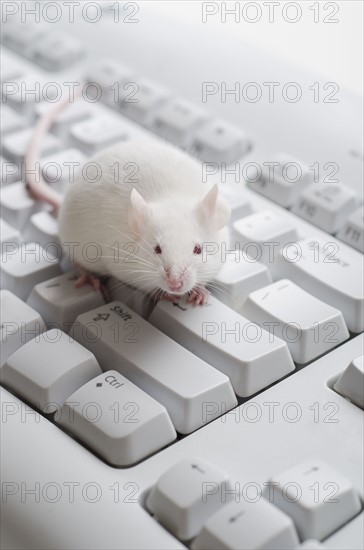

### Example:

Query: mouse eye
xmin=154 ymin=244 xmax=162 ymax=254
xmin=193 ymin=244 xmax=202 ymax=255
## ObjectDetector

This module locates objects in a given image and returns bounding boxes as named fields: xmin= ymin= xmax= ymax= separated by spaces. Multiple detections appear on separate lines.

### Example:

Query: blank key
xmin=334 ymin=355 xmax=364 ymax=409
xmin=247 ymin=153 xmax=313 ymax=207
xmin=0 ymin=290 xmax=45 ymax=368
xmin=1 ymin=329 xmax=102 ymax=413
xmin=210 ymin=251 xmax=272 ymax=312
xmin=70 ymin=116 xmax=129 ymax=155
xmin=191 ymin=119 xmax=250 ymax=164
xmin=2 ymin=127 xmax=60 ymax=163
xmin=149 ymin=295 xmax=294 ymax=397
xmin=57 ymin=370 xmax=176 ymax=466
xmin=146 ymin=458 xmax=233 ymax=541
xmin=151 ymin=98 xmax=208 ymax=146
xmin=27 ymin=272 xmax=105 ymax=331
xmin=265 ymin=459 xmax=362 ymax=540
xmin=0 ymin=182 xmax=39 ymax=230
xmin=277 ymin=236 xmax=364 ymax=333
xmin=241 ymin=279 xmax=349 ymax=364
xmin=1 ymin=242 xmax=61 ymax=301
xmin=191 ymin=498 xmax=299 ymax=550
xmin=233 ymin=210 xmax=298 ymax=272
xmin=71 ymin=301 xmax=237 ymax=434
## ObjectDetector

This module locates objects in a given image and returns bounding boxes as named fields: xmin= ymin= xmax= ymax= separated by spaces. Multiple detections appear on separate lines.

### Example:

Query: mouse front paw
xmin=186 ymin=286 xmax=209 ymax=306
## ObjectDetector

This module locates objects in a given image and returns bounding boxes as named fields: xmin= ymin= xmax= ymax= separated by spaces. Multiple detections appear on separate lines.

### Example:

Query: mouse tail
xmin=25 ymin=90 xmax=81 ymax=211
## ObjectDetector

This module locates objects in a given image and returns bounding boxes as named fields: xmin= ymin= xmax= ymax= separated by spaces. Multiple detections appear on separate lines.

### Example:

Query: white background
xmin=150 ymin=0 xmax=363 ymax=95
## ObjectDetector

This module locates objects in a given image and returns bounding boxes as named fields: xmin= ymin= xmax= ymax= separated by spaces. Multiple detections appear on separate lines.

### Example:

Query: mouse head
xmin=128 ymin=184 xmax=231 ymax=296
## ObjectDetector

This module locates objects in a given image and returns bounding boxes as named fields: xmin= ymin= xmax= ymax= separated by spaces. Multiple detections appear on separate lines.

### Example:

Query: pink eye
xmin=193 ymin=244 xmax=202 ymax=255
xmin=154 ymin=245 xmax=162 ymax=254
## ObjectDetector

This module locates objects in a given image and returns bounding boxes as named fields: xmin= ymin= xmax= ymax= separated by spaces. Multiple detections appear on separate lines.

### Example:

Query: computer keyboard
xmin=1 ymin=3 xmax=363 ymax=550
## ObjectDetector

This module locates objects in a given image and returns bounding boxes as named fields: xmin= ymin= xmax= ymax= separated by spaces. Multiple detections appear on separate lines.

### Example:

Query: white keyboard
xmin=1 ymin=4 xmax=363 ymax=550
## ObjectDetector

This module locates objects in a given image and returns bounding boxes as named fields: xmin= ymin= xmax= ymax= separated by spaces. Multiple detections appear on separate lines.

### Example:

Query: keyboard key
xmin=4 ymin=75 xmax=60 ymax=115
xmin=2 ymin=22 xmax=45 ymax=56
xmin=1 ymin=242 xmax=61 ymax=301
xmin=40 ymin=149 xmax=87 ymax=193
xmin=210 ymin=251 xmax=272 ymax=312
xmin=151 ymin=98 xmax=208 ymax=146
xmin=190 ymin=119 xmax=250 ymax=164
xmin=265 ymin=459 xmax=361 ymax=540
xmin=120 ymin=78 xmax=170 ymax=124
xmin=70 ymin=116 xmax=129 ymax=155
xmin=2 ymin=127 xmax=60 ymax=163
xmin=241 ymin=279 xmax=349 ymax=364
xmin=57 ymin=370 xmax=176 ymax=466
xmin=27 ymin=272 xmax=105 ymax=331
xmin=336 ymin=206 xmax=364 ymax=253
xmin=219 ymin=184 xmax=253 ymax=223
xmin=277 ymin=236 xmax=364 ymax=333
xmin=23 ymin=211 xmax=61 ymax=256
xmin=334 ymin=355 xmax=364 ymax=409
xmin=85 ymin=59 xmax=134 ymax=106
xmin=0 ymin=50 xmax=25 ymax=81
xmin=292 ymin=182 xmax=357 ymax=233
xmin=35 ymin=101 xmax=93 ymax=138
xmin=0 ymin=156 xmax=20 ymax=186
xmin=191 ymin=498 xmax=299 ymax=550
xmin=32 ymin=33 xmax=84 ymax=70
xmin=0 ymin=182 xmax=38 ymax=230
xmin=72 ymin=301 xmax=237 ymax=433
xmin=106 ymin=277 xmax=154 ymax=319
xmin=295 ymin=542 xmax=327 ymax=549
xmin=1 ymin=329 xmax=102 ymax=413
xmin=0 ymin=218 xmax=21 ymax=247
xmin=233 ymin=210 xmax=298 ymax=274
xmin=149 ymin=296 xmax=294 ymax=397
xmin=0 ymin=290 xmax=45 ymax=368
xmin=247 ymin=153 xmax=312 ymax=207
xmin=1 ymin=105 xmax=27 ymax=136
xmin=146 ymin=458 xmax=233 ymax=541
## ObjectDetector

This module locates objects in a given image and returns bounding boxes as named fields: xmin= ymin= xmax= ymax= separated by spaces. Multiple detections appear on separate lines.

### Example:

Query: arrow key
xmin=191 ymin=498 xmax=299 ymax=550
xmin=146 ymin=457 xmax=233 ymax=541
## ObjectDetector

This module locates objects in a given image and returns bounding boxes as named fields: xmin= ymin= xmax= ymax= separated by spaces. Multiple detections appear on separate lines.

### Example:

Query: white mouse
xmin=25 ymin=102 xmax=231 ymax=305
xmin=58 ymin=139 xmax=231 ymax=305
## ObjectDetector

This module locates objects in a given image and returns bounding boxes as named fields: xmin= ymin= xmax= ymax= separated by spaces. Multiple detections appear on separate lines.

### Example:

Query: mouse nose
xmin=167 ymin=278 xmax=184 ymax=292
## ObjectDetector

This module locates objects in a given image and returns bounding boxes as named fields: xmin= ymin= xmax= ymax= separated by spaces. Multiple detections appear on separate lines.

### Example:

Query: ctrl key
xmin=57 ymin=371 xmax=176 ymax=466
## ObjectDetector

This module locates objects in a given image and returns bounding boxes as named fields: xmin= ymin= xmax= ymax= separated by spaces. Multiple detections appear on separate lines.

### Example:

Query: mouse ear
xmin=128 ymin=188 xmax=149 ymax=234
xmin=197 ymin=184 xmax=231 ymax=230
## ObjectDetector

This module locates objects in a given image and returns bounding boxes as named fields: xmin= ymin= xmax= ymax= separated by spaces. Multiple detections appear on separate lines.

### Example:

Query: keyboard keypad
xmin=57 ymin=370 xmax=176 ymax=466
xmin=1 ymin=329 xmax=102 ymax=412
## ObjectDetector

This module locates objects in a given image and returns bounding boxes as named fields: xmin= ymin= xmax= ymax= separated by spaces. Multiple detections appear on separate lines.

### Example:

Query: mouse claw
xmin=187 ymin=287 xmax=209 ymax=306
xmin=73 ymin=266 xmax=109 ymax=302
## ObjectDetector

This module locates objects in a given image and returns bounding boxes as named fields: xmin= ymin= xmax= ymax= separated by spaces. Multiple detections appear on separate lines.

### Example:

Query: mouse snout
xmin=164 ymin=267 xmax=189 ymax=293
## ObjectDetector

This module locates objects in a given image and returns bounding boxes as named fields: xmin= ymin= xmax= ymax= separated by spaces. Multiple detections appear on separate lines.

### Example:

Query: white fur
xmin=58 ymin=139 xmax=230 ymax=296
